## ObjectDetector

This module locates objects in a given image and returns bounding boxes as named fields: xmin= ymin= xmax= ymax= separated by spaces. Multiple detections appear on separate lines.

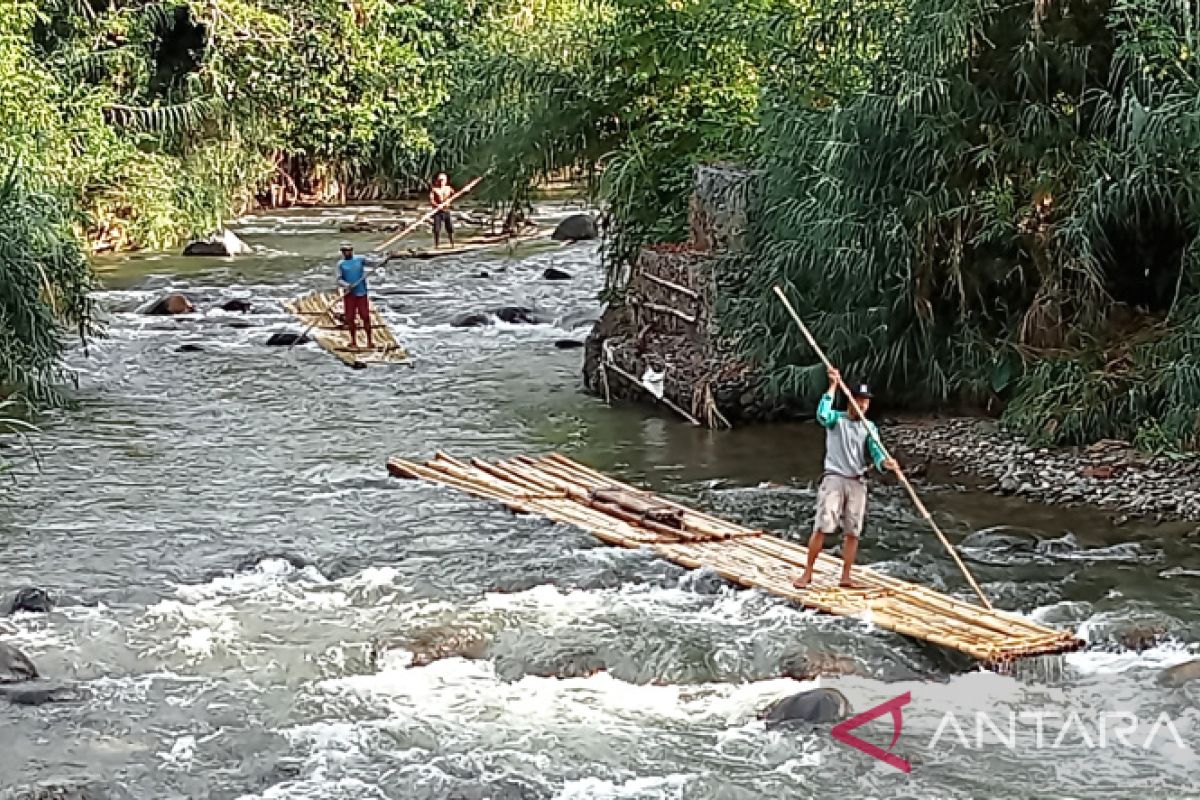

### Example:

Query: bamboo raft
xmin=387 ymin=452 xmax=1085 ymax=666
xmin=283 ymin=291 xmax=411 ymax=368
xmin=388 ymin=227 xmax=546 ymax=260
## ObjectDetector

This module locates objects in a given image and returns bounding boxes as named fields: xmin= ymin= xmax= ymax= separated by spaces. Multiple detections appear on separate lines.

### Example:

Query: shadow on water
xmin=1 ymin=203 xmax=1198 ymax=798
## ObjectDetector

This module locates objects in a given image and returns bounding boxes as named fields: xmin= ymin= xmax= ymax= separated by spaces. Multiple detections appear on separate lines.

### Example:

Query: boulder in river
xmin=554 ymin=340 xmax=584 ymax=350
xmin=182 ymin=228 xmax=251 ymax=257
xmin=542 ymin=267 xmax=572 ymax=281
xmin=265 ymin=332 xmax=310 ymax=347
xmin=0 ymin=641 xmax=38 ymax=683
xmin=143 ymin=292 xmax=195 ymax=316
xmin=551 ymin=213 xmax=598 ymax=242
xmin=4 ymin=587 xmax=53 ymax=615
xmin=452 ymin=307 xmax=545 ymax=328
xmin=220 ymin=298 xmax=254 ymax=313
xmin=759 ymin=688 xmax=852 ymax=727
xmin=1158 ymin=659 xmax=1200 ymax=687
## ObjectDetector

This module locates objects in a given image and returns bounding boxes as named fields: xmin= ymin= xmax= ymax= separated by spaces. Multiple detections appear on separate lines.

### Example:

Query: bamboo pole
xmin=771 ymin=285 xmax=994 ymax=611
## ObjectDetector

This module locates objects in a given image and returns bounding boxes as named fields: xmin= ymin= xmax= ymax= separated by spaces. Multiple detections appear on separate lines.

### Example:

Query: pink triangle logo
xmin=830 ymin=691 xmax=912 ymax=773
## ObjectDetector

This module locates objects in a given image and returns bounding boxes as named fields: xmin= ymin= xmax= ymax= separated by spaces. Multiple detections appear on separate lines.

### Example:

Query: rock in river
xmin=0 ymin=641 xmax=38 ymax=683
xmin=4 ymin=587 xmax=53 ymax=615
xmin=1158 ymin=659 xmax=1200 ymax=687
xmin=220 ymin=298 xmax=254 ymax=313
xmin=759 ymin=688 xmax=852 ymax=727
xmin=542 ymin=267 xmax=572 ymax=281
xmin=551 ymin=213 xmax=598 ymax=242
xmin=182 ymin=228 xmax=251 ymax=257
xmin=0 ymin=680 xmax=78 ymax=706
xmin=143 ymin=292 xmax=195 ymax=316
xmin=452 ymin=307 xmax=545 ymax=328
xmin=265 ymin=332 xmax=310 ymax=347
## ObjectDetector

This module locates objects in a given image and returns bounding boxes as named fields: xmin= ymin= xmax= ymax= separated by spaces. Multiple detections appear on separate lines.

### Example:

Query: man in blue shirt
xmin=336 ymin=242 xmax=373 ymax=350
xmin=794 ymin=368 xmax=898 ymax=589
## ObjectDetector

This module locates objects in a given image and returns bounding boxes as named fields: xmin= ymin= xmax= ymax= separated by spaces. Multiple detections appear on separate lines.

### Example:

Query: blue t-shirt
xmin=337 ymin=256 xmax=368 ymax=296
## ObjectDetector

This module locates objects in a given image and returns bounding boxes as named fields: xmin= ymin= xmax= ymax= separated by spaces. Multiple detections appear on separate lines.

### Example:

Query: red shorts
xmin=343 ymin=293 xmax=370 ymax=327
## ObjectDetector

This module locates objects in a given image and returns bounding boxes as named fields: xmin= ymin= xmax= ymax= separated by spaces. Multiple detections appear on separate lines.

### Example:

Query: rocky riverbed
xmin=888 ymin=417 xmax=1200 ymax=525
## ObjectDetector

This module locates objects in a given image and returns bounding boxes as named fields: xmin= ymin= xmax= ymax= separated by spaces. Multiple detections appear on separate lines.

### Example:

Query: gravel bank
xmin=887 ymin=417 xmax=1200 ymax=524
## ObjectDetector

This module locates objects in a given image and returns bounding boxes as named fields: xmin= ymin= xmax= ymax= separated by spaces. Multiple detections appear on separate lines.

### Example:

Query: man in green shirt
xmin=794 ymin=368 xmax=897 ymax=589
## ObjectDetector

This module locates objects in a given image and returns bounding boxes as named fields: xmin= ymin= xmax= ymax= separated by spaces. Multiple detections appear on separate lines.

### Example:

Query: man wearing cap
xmin=794 ymin=367 xmax=897 ymax=589
xmin=335 ymin=242 xmax=373 ymax=350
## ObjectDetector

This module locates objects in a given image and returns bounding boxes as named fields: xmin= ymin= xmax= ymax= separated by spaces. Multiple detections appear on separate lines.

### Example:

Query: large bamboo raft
xmin=387 ymin=452 xmax=1085 ymax=666
xmin=283 ymin=291 xmax=411 ymax=368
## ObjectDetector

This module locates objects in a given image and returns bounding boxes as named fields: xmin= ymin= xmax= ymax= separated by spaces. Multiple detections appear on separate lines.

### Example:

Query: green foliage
xmin=434 ymin=0 xmax=776 ymax=273
xmin=0 ymin=164 xmax=96 ymax=406
xmin=725 ymin=0 xmax=1200 ymax=450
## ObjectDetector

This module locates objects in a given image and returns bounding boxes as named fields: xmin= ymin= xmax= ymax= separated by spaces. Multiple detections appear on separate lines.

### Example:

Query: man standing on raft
xmin=429 ymin=172 xmax=455 ymax=249
xmin=794 ymin=368 xmax=898 ymax=589
xmin=335 ymin=242 xmax=373 ymax=351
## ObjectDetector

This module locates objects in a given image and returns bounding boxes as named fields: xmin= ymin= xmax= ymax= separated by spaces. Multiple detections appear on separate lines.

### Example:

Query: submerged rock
xmin=372 ymin=626 xmax=490 ymax=669
xmin=177 ymin=343 xmax=205 ymax=353
xmin=452 ymin=307 xmax=545 ymax=328
xmin=0 ymin=680 xmax=79 ymax=706
xmin=551 ymin=213 xmax=598 ymax=242
xmin=4 ymin=587 xmax=53 ymax=615
xmin=5 ymin=784 xmax=103 ymax=800
xmin=1158 ymin=659 xmax=1200 ymax=687
xmin=143 ymin=292 xmax=195 ymax=316
xmin=542 ymin=267 xmax=572 ymax=281
xmin=554 ymin=340 xmax=584 ymax=350
xmin=759 ymin=688 xmax=852 ymax=727
xmin=265 ymin=332 xmax=310 ymax=347
xmin=0 ymin=641 xmax=38 ymax=683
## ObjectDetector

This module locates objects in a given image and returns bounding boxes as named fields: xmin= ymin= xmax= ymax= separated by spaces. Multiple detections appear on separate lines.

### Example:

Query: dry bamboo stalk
xmin=640 ymin=272 xmax=700 ymax=299
xmin=638 ymin=301 xmax=697 ymax=324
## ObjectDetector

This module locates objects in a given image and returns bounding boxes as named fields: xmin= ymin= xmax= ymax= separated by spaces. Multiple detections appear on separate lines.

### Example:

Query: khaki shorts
xmin=813 ymin=474 xmax=867 ymax=537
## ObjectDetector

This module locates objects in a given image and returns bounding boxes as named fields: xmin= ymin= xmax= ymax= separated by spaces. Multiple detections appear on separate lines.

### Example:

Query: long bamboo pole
xmin=289 ymin=176 xmax=486 ymax=350
xmin=770 ymin=285 xmax=994 ymax=610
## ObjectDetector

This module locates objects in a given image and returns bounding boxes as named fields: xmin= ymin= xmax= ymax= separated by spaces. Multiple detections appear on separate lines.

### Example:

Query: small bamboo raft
xmin=282 ymin=291 xmax=411 ymax=368
xmin=387 ymin=452 xmax=1085 ymax=666
xmin=388 ymin=227 xmax=545 ymax=260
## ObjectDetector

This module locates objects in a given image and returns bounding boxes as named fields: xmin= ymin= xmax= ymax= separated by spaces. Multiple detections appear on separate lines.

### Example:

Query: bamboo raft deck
xmin=387 ymin=227 xmax=546 ymax=260
xmin=283 ymin=291 xmax=411 ymax=368
xmin=387 ymin=452 xmax=1085 ymax=666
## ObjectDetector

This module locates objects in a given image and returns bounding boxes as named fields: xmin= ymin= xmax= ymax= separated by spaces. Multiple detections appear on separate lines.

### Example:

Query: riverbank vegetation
xmin=3 ymin=0 xmax=1198 ymax=451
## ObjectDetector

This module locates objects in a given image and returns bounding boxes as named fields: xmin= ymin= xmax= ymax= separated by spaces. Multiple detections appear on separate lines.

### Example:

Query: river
xmin=2 ymin=203 xmax=1199 ymax=798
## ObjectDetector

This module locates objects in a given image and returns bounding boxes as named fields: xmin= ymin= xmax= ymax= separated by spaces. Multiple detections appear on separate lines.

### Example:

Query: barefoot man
xmin=429 ymin=172 xmax=455 ymax=248
xmin=794 ymin=368 xmax=897 ymax=589
xmin=335 ymin=242 xmax=373 ymax=350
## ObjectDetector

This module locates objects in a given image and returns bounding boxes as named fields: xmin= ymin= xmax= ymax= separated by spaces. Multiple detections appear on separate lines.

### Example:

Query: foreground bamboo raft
xmin=387 ymin=452 xmax=1084 ymax=666
xmin=283 ymin=291 xmax=411 ymax=368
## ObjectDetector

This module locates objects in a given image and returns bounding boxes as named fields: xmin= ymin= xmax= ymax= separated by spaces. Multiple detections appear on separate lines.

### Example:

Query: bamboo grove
xmin=3 ymin=0 xmax=1199 ymax=450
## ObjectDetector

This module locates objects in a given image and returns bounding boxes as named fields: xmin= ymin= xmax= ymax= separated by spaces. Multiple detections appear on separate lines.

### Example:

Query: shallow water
xmin=3 ymin=204 xmax=1200 ymax=798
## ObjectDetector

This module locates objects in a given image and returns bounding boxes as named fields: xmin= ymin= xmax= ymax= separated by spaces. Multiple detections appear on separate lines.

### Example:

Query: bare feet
xmin=792 ymin=573 xmax=811 ymax=589
xmin=839 ymin=577 xmax=864 ymax=589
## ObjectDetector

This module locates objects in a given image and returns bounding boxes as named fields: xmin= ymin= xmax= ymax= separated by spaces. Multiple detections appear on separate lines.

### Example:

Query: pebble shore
xmin=886 ymin=417 xmax=1200 ymax=524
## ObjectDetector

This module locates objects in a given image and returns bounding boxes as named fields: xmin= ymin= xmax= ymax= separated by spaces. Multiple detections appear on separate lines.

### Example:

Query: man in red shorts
xmin=335 ymin=242 xmax=373 ymax=350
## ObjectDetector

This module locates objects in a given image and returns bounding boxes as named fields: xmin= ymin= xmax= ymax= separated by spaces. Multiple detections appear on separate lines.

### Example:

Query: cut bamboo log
xmin=385 ymin=453 xmax=1085 ymax=665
